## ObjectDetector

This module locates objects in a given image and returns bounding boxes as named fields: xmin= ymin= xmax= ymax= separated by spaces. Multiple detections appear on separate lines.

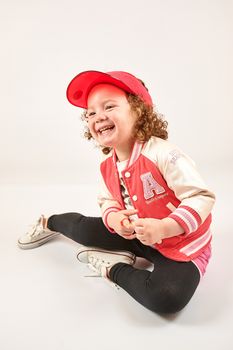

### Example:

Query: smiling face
xmin=86 ymin=84 xmax=137 ymax=161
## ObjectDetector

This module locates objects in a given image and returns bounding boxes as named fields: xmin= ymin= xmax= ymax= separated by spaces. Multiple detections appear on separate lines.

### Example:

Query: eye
xmin=105 ymin=105 xmax=115 ymax=110
xmin=86 ymin=111 xmax=95 ymax=119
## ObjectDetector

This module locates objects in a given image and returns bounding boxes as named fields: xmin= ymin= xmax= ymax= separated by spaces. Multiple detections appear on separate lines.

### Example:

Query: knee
xmin=145 ymin=284 xmax=193 ymax=314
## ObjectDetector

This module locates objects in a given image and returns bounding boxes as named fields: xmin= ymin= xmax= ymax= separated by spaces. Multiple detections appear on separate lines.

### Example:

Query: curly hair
xmin=81 ymin=83 xmax=168 ymax=155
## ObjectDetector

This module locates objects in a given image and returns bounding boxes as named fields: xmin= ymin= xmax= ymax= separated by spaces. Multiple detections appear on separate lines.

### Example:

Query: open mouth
xmin=97 ymin=125 xmax=115 ymax=134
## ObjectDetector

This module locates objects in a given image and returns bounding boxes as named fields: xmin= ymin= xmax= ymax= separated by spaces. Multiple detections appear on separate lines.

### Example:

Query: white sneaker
xmin=18 ymin=214 xmax=60 ymax=249
xmin=77 ymin=246 xmax=136 ymax=280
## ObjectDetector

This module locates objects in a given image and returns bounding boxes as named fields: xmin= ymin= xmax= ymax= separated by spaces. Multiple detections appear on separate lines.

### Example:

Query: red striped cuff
xmin=168 ymin=205 xmax=202 ymax=235
xmin=102 ymin=207 xmax=121 ymax=233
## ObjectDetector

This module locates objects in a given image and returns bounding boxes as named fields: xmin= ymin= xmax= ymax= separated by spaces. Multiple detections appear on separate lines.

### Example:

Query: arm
xmin=133 ymin=217 xmax=184 ymax=245
xmin=134 ymin=145 xmax=216 ymax=245
xmin=97 ymin=174 xmax=138 ymax=238
xmin=97 ymin=175 xmax=122 ymax=232
xmin=158 ymin=146 xmax=216 ymax=235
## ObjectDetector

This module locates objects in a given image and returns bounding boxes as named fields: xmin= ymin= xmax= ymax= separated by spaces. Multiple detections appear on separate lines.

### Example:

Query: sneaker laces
xmin=89 ymin=255 xmax=111 ymax=272
xmin=84 ymin=254 xmax=120 ymax=290
xmin=27 ymin=216 xmax=44 ymax=237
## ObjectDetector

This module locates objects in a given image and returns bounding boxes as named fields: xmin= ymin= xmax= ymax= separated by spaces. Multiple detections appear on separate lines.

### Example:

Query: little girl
xmin=18 ymin=70 xmax=216 ymax=314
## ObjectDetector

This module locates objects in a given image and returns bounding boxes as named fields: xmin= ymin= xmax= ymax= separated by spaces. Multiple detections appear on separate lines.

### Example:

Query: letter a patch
xmin=140 ymin=172 xmax=165 ymax=200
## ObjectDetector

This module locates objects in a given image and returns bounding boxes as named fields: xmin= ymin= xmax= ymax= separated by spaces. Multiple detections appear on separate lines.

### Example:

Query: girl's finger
xmin=133 ymin=218 xmax=145 ymax=226
xmin=122 ymin=233 xmax=136 ymax=240
xmin=121 ymin=209 xmax=138 ymax=216
xmin=136 ymin=235 xmax=146 ymax=244
xmin=120 ymin=218 xmax=130 ymax=228
xmin=123 ymin=228 xmax=135 ymax=235
xmin=135 ymin=234 xmax=144 ymax=242
xmin=134 ymin=226 xmax=144 ymax=234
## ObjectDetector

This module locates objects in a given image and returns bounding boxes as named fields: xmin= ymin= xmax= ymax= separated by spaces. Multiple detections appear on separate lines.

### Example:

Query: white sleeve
xmin=157 ymin=146 xmax=216 ymax=234
xmin=97 ymin=174 xmax=122 ymax=232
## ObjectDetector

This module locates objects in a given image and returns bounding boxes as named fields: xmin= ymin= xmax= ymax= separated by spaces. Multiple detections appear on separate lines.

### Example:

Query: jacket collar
xmin=112 ymin=141 xmax=144 ymax=168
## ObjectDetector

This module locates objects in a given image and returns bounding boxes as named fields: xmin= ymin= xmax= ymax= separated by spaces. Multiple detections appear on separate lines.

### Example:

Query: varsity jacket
xmin=97 ymin=137 xmax=216 ymax=262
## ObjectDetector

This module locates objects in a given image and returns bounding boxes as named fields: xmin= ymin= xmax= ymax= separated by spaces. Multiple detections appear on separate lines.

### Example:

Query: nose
xmin=95 ymin=110 xmax=108 ymax=123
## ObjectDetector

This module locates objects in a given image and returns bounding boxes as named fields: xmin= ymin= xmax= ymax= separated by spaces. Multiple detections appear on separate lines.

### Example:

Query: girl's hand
xmin=133 ymin=218 xmax=165 ymax=245
xmin=107 ymin=209 xmax=138 ymax=240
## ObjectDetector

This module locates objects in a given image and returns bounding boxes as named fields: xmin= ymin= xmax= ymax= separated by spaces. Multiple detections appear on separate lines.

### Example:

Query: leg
xmin=48 ymin=213 xmax=200 ymax=314
xmin=47 ymin=212 xmax=142 ymax=253
xmin=109 ymin=247 xmax=201 ymax=314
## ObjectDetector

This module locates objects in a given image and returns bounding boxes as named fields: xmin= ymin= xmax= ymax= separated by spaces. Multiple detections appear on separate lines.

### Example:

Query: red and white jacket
xmin=97 ymin=137 xmax=216 ymax=262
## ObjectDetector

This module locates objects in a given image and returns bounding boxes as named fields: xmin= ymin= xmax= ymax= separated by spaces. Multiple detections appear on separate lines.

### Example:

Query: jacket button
xmin=132 ymin=195 xmax=137 ymax=201
xmin=125 ymin=172 xmax=131 ymax=178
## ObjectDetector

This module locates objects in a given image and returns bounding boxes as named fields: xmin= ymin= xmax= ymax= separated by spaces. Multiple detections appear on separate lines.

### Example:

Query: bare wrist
xmin=161 ymin=217 xmax=184 ymax=238
xmin=107 ymin=211 xmax=117 ymax=229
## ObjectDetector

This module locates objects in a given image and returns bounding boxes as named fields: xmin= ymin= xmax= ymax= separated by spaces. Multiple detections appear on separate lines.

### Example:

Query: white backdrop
xmin=1 ymin=2 xmax=233 ymax=349
xmin=0 ymin=0 xmax=232 ymax=185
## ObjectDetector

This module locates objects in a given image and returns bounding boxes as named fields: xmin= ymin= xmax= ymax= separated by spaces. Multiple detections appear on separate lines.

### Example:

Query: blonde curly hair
xmin=81 ymin=81 xmax=168 ymax=154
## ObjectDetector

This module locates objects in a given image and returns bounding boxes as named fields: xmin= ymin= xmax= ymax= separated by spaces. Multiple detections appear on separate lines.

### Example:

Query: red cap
xmin=66 ymin=70 xmax=153 ymax=108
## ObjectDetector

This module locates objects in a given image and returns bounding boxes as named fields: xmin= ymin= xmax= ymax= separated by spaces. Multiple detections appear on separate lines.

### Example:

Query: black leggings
xmin=47 ymin=212 xmax=200 ymax=314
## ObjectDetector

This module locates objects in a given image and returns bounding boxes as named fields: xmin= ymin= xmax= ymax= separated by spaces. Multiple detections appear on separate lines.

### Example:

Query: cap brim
xmin=66 ymin=70 xmax=135 ymax=108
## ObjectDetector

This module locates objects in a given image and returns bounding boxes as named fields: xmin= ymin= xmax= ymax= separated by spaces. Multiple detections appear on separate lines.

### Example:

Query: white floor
xmin=1 ymin=173 xmax=233 ymax=350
